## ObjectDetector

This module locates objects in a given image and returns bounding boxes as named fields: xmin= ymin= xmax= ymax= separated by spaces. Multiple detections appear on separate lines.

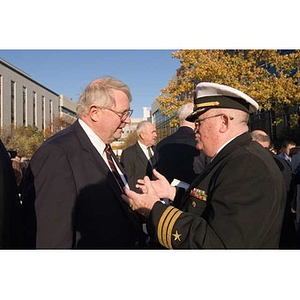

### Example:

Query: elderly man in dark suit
xmin=21 ymin=76 xmax=146 ymax=249
xmin=122 ymin=82 xmax=286 ymax=249
xmin=120 ymin=121 xmax=157 ymax=193
xmin=154 ymin=103 xmax=207 ymax=185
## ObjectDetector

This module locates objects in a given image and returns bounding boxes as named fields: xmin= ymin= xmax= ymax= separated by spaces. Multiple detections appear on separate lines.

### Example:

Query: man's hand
xmin=122 ymin=175 xmax=161 ymax=217
xmin=136 ymin=169 xmax=176 ymax=200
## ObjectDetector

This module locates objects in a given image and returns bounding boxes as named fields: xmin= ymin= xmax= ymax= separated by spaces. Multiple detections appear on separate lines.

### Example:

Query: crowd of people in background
xmin=1 ymin=77 xmax=300 ymax=249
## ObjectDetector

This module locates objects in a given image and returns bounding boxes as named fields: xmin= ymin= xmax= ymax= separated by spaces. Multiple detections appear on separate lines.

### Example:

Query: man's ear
xmin=139 ymin=132 xmax=144 ymax=140
xmin=219 ymin=114 xmax=230 ymax=133
xmin=89 ymin=105 xmax=100 ymax=122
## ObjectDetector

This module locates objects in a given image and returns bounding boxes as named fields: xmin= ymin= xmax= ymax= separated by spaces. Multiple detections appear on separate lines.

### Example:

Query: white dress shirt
xmin=138 ymin=141 xmax=153 ymax=162
xmin=78 ymin=119 xmax=129 ymax=188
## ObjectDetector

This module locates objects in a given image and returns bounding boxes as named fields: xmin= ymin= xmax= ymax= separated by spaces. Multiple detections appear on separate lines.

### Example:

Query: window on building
xmin=42 ymin=96 xmax=45 ymax=130
xmin=23 ymin=86 xmax=27 ymax=126
xmin=11 ymin=81 xmax=15 ymax=125
xmin=49 ymin=99 xmax=53 ymax=131
xmin=33 ymin=91 xmax=36 ymax=126
xmin=61 ymin=106 xmax=77 ymax=118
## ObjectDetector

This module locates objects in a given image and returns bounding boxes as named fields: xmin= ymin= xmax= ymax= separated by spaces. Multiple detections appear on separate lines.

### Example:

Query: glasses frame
xmin=195 ymin=113 xmax=234 ymax=128
xmin=99 ymin=107 xmax=133 ymax=121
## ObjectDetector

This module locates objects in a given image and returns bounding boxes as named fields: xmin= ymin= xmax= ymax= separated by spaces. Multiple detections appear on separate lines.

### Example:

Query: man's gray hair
xmin=76 ymin=76 xmax=132 ymax=118
xmin=250 ymin=130 xmax=271 ymax=146
xmin=136 ymin=120 xmax=151 ymax=136
xmin=178 ymin=103 xmax=194 ymax=124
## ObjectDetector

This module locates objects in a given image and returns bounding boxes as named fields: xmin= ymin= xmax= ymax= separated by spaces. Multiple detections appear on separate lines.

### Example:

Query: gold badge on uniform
xmin=172 ymin=230 xmax=182 ymax=242
xmin=190 ymin=188 xmax=207 ymax=201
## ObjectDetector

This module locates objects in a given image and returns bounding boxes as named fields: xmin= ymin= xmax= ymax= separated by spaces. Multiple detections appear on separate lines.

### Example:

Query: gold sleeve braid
xmin=157 ymin=206 xmax=182 ymax=249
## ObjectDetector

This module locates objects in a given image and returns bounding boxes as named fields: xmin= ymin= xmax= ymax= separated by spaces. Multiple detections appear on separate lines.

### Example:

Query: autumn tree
xmin=156 ymin=50 xmax=300 ymax=127
xmin=44 ymin=115 xmax=75 ymax=140
xmin=0 ymin=125 xmax=45 ymax=158
xmin=121 ymin=131 xmax=138 ymax=149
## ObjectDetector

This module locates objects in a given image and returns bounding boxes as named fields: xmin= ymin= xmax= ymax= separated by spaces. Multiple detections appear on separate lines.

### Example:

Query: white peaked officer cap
xmin=186 ymin=82 xmax=259 ymax=122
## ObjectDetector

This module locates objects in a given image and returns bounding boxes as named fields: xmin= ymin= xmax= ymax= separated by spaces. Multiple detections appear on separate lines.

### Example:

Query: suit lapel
xmin=135 ymin=143 xmax=154 ymax=178
xmin=73 ymin=120 xmax=136 ymax=219
xmin=136 ymin=143 xmax=148 ymax=165
xmin=110 ymin=149 xmax=127 ymax=178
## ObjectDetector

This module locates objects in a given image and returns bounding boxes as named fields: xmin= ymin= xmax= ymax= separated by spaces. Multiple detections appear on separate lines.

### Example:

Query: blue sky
xmin=0 ymin=50 xmax=181 ymax=118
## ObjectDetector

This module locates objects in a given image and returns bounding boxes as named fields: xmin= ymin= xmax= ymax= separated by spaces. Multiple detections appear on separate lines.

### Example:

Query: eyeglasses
xmin=195 ymin=114 xmax=234 ymax=128
xmin=99 ymin=107 xmax=133 ymax=121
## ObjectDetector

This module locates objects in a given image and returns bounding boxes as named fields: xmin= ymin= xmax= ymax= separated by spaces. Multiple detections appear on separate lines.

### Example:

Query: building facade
xmin=151 ymin=100 xmax=177 ymax=142
xmin=0 ymin=58 xmax=76 ymax=134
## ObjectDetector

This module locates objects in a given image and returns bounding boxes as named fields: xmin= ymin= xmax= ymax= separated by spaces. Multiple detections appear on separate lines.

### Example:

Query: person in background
xmin=251 ymin=129 xmax=296 ymax=248
xmin=269 ymin=144 xmax=278 ymax=155
xmin=120 ymin=120 xmax=157 ymax=193
xmin=278 ymin=140 xmax=296 ymax=165
xmin=11 ymin=158 xmax=23 ymax=188
xmin=120 ymin=120 xmax=157 ymax=247
xmin=20 ymin=157 xmax=30 ymax=175
xmin=122 ymin=82 xmax=286 ymax=249
xmin=290 ymin=146 xmax=300 ymax=248
xmin=154 ymin=103 xmax=208 ymax=185
xmin=21 ymin=76 xmax=146 ymax=249
xmin=0 ymin=139 xmax=22 ymax=248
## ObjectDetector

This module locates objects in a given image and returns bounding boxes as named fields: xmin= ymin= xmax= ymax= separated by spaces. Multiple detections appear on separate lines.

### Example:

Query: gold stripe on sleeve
xmin=158 ymin=206 xmax=176 ymax=247
xmin=157 ymin=206 xmax=182 ymax=249
xmin=166 ymin=210 xmax=182 ymax=249
xmin=161 ymin=208 xmax=178 ymax=248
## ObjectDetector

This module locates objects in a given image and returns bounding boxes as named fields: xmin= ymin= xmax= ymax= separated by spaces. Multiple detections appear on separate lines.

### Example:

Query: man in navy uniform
xmin=122 ymin=82 xmax=287 ymax=249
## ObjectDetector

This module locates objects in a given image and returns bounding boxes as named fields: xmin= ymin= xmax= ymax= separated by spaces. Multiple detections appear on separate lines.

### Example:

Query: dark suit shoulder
xmin=157 ymin=126 xmax=196 ymax=149
xmin=121 ymin=143 xmax=142 ymax=158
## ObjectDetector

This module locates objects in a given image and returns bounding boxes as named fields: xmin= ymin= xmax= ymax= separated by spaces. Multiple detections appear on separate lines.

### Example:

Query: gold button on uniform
xmin=191 ymin=201 xmax=196 ymax=208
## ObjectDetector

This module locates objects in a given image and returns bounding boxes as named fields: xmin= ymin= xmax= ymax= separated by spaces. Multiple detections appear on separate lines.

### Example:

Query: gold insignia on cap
xmin=195 ymin=101 xmax=220 ymax=108
xmin=172 ymin=230 xmax=182 ymax=242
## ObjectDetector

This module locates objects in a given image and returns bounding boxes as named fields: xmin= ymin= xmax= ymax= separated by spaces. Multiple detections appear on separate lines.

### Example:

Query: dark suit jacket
xmin=120 ymin=143 xmax=155 ymax=193
xmin=0 ymin=139 xmax=22 ymax=248
xmin=21 ymin=120 xmax=145 ymax=249
xmin=271 ymin=153 xmax=295 ymax=248
xmin=154 ymin=126 xmax=207 ymax=184
xmin=292 ymin=152 xmax=300 ymax=223
xmin=148 ymin=132 xmax=286 ymax=249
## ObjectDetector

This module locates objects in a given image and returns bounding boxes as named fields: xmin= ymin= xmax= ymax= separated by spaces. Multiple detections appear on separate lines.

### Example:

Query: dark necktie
xmin=105 ymin=145 xmax=144 ymax=245
xmin=105 ymin=144 xmax=125 ymax=189
xmin=147 ymin=147 xmax=153 ymax=159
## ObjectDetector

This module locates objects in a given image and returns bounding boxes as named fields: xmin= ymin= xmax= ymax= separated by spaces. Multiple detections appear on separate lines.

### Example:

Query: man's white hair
xmin=178 ymin=103 xmax=194 ymax=124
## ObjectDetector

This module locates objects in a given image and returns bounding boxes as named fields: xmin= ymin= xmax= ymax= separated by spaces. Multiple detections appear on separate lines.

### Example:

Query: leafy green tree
xmin=157 ymin=50 xmax=300 ymax=127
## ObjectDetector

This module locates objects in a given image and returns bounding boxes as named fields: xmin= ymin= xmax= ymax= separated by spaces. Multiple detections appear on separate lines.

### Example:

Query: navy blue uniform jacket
xmin=148 ymin=132 xmax=286 ymax=249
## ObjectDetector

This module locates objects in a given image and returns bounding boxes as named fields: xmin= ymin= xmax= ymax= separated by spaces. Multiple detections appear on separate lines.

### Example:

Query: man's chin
xmin=114 ymin=130 xmax=123 ymax=140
